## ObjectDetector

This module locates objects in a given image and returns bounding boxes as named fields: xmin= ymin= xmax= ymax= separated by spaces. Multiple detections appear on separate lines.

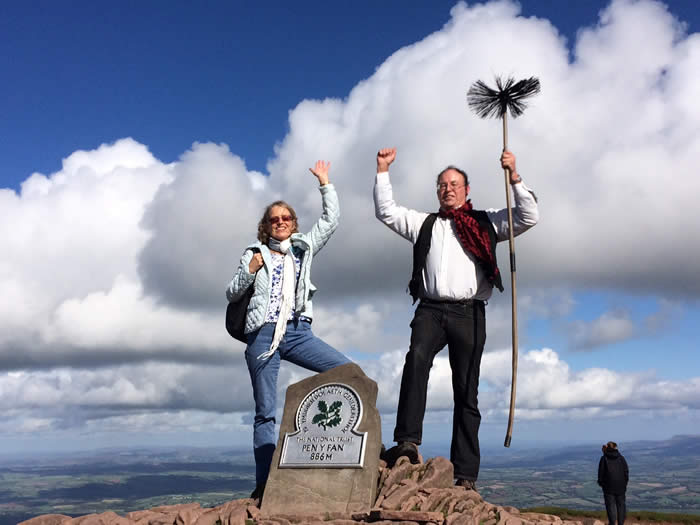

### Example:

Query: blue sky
xmin=4 ymin=0 xmax=696 ymax=186
xmin=1 ymin=0 xmax=700 ymax=455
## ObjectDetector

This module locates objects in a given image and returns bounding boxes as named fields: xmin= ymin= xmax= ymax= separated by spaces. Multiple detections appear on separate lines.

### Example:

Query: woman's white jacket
xmin=226 ymin=184 xmax=339 ymax=336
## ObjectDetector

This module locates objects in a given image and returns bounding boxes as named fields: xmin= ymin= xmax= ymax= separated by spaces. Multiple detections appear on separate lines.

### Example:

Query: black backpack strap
xmin=250 ymin=246 xmax=261 ymax=282
xmin=408 ymin=213 xmax=438 ymax=304
xmin=225 ymin=247 xmax=261 ymax=342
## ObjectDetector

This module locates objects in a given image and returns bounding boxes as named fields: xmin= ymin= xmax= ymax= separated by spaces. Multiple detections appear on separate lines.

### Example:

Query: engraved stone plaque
xmin=261 ymin=363 xmax=381 ymax=515
xmin=279 ymin=382 xmax=366 ymax=468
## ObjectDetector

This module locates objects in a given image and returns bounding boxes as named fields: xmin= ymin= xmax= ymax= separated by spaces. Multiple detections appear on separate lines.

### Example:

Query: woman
xmin=226 ymin=160 xmax=350 ymax=498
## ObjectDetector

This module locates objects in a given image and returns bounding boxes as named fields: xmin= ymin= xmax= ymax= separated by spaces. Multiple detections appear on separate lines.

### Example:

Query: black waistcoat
xmin=408 ymin=211 xmax=502 ymax=303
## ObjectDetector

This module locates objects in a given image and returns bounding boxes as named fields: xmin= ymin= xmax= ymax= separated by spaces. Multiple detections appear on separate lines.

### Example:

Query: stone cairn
xmin=20 ymin=455 xmax=604 ymax=525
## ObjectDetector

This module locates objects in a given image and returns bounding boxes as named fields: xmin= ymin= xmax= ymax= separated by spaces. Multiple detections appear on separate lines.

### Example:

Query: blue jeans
xmin=245 ymin=319 xmax=351 ymax=485
xmin=604 ymin=492 xmax=626 ymax=525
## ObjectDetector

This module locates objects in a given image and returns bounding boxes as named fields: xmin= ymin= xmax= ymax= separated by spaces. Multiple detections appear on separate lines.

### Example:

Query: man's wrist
xmin=510 ymin=173 xmax=522 ymax=184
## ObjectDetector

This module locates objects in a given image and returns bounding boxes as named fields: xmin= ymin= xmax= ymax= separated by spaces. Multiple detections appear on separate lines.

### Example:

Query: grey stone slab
xmin=261 ymin=363 xmax=381 ymax=515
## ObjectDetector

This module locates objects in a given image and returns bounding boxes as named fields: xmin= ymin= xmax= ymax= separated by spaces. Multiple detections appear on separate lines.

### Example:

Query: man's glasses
xmin=437 ymin=182 xmax=465 ymax=192
xmin=269 ymin=215 xmax=293 ymax=225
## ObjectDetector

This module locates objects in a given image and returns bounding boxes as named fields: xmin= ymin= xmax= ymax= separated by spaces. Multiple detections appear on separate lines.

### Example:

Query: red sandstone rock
xmin=580 ymin=520 xmax=604 ymax=525
xmin=370 ymin=521 xmax=420 ymax=525
xmin=152 ymin=503 xmax=201 ymax=513
xmin=378 ymin=461 xmax=414 ymax=499
xmin=416 ymin=457 xmax=453 ymax=489
xmin=520 ymin=513 xmax=563 ymax=524
xmin=176 ymin=506 xmax=207 ymax=525
xmin=217 ymin=499 xmax=248 ymax=513
xmin=442 ymin=493 xmax=466 ymax=515
xmin=247 ymin=505 xmax=262 ymax=520
xmin=71 ymin=511 xmax=131 ymax=525
xmin=369 ymin=509 xmax=444 ymax=523
xmin=143 ymin=512 xmax=179 ymax=525
xmin=224 ymin=506 xmax=247 ymax=525
xmin=18 ymin=515 xmax=72 ymax=525
xmin=399 ymin=495 xmax=424 ymax=512
xmin=267 ymin=519 xmax=292 ymax=525
xmin=192 ymin=509 xmax=221 ymax=525
xmin=495 ymin=507 xmax=524 ymax=525
xmin=378 ymin=466 xmax=390 ymax=489
xmin=422 ymin=487 xmax=453 ymax=512
xmin=258 ymin=512 xmax=325 ymax=523
xmin=448 ymin=513 xmax=477 ymax=525
xmin=382 ymin=479 xmax=419 ymax=510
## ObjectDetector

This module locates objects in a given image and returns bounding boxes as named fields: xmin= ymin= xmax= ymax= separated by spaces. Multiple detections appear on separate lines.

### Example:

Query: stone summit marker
xmin=261 ymin=363 xmax=381 ymax=516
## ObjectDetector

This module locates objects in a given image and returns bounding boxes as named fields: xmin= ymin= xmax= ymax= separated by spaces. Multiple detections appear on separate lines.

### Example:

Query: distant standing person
xmin=598 ymin=441 xmax=629 ymax=525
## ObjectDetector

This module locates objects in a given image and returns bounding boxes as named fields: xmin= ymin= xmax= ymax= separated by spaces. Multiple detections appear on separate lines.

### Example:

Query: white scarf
xmin=258 ymin=238 xmax=296 ymax=360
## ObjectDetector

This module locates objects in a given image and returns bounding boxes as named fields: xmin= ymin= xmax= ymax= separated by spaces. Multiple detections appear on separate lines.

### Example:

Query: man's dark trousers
xmin=394 ymin=299 xmax=486 ymax=481
xmin=604 ymin=492 xmax=626 ymax=525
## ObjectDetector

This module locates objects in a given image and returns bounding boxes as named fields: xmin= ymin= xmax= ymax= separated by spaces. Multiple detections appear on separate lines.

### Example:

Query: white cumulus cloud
xmin=1 ymin=0 xmax=699 ymax=442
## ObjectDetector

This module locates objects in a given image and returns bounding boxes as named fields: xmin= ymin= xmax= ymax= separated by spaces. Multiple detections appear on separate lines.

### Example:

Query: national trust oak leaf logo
xmin=312 ymin=400 xmax=342 ymax=430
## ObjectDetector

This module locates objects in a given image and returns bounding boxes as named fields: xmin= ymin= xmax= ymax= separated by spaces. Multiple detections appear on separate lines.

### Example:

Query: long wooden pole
xmin=502 ymin=112 xmax=518 ymax=448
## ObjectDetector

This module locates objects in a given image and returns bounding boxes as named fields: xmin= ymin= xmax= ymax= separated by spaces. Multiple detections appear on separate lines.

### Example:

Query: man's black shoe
xmin=397 ymin=441 xmax=420 ymax=464
xmin=455 ymin=478 xmax=477 ymax=491
xmin=383 ymin=441 xmax=420 ymax=467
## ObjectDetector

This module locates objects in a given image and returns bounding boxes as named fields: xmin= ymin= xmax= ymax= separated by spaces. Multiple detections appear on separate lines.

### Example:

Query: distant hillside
xmin=2 ymin=436 xmax=699 ymax=524
xmin=479 ymin=434 xmax=700 ymax=468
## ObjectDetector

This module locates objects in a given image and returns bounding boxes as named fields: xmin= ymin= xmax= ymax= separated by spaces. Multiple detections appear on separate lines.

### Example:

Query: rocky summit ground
xmin=17 ymin=456 xmax=649 ymax=525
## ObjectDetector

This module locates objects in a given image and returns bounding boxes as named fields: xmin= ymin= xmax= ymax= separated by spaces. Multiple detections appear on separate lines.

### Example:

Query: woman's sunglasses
xmin=269 ymin=215 xmax=293 ymax=225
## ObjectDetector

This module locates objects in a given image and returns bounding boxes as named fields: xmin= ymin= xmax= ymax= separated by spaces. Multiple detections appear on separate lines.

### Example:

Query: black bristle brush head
xmin=467 ymin=76 xmax=540 ymax=119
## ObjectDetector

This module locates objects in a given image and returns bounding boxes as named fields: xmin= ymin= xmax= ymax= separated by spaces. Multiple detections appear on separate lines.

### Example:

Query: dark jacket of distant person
xmin=598 ymin=446 xmax=629 ymax=495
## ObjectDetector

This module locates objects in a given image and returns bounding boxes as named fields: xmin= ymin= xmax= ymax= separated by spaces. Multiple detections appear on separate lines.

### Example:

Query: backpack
xmin=225 ymin=248 xmax=259 ymax=343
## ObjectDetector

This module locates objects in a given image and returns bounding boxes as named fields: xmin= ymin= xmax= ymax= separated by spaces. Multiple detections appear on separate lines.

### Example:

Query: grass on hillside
xmin=522 ymin=507 xmax=700 ymax=524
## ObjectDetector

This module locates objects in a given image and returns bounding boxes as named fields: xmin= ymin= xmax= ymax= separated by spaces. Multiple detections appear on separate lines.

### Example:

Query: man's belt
xmin=420 ymin=297 xmax=484 ymax=306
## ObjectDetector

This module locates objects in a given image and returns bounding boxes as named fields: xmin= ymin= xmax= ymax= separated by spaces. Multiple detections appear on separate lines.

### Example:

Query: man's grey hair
xmin=436 ymin=165 xmax=469 ymax=187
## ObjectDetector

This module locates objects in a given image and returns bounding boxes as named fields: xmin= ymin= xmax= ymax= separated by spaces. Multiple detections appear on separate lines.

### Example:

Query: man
xmin=598 ymin=442 xmax=629 ymax=525
xmin=373 ymin=147 xmax=538 ymax=489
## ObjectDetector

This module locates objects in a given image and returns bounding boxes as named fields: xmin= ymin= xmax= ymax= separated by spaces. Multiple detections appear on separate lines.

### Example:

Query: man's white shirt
xmin=373 ymin=171 xmax=539 ymax=301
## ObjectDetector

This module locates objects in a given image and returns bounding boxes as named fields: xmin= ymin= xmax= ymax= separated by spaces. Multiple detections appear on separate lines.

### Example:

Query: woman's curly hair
xmin=257 ymin=201 xmax=299 ymax=244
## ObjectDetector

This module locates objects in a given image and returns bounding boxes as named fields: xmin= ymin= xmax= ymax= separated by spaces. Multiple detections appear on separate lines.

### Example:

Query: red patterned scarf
xmin=438 ymin=201 xmax=502 ymax=290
